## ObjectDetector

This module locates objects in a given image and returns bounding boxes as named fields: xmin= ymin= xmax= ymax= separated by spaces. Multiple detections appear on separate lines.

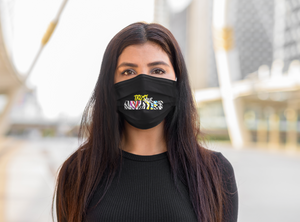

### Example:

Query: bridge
xmin=0 ymin=0 xmax=68 ymax=138
xmin=0 ymin=10 xmax=25 ymax=136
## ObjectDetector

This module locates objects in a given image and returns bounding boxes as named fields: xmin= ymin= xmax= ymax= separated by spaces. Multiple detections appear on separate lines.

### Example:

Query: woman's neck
xmin=121 ymin=120 xmax=167 ymax=155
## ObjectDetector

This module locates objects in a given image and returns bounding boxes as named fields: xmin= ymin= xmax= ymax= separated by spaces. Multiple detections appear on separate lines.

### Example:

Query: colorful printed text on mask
xmin=124 ymin=94 xmax=163 ymax=110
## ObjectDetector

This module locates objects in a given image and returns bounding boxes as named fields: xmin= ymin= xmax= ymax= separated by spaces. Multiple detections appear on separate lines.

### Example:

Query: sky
xmin=5 ymin=0 xmax=155 ymax=120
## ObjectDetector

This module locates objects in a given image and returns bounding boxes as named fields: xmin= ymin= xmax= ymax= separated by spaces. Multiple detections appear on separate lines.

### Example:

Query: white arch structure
xmin=0 ymin=13 xmax=24 ymax=136
xmin=0 ymin=0 xmax=69 ymax=137
xmin=212 ymin=0 xmax=248 ymax=148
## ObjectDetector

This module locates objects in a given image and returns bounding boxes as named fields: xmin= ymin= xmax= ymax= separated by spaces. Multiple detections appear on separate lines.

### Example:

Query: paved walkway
xmin=0 ymin=137 xmax=299 ymax=222
xmin=0 ymin=137 xmax=78 ymax=222
xmin=210 ymin=142 xmax=300 ymax=222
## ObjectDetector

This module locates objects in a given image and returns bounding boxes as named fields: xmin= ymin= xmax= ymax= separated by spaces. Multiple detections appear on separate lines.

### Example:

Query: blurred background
xmin=0 ymin=0 xmax=300 ymax=221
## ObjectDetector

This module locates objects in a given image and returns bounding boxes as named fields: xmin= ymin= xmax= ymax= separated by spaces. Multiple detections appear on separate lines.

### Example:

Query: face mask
xmin=114 ymin=74 xmax=177 ymax=129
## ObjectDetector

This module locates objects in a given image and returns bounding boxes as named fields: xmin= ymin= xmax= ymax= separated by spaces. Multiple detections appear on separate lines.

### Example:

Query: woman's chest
xmin=85 ymin=160 xmax=197 ymax=222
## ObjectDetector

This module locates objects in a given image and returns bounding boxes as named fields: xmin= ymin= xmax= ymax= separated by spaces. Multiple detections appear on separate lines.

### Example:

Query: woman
xmin=53 ymin=22 xmax=238 ymax=222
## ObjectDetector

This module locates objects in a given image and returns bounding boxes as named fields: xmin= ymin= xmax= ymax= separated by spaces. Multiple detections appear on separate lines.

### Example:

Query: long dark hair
xmin=53 ymin=22 xmax=227 ymax=222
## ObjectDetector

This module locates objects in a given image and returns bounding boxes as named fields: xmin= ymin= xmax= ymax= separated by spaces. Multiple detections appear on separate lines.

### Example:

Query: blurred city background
xmin=0 ymin=0 xmax=300 ymax=221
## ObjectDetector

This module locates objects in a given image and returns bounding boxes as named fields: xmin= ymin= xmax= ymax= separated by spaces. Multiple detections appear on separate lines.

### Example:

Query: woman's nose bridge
xmin=137 ymin=66 xmax=149 ymax=75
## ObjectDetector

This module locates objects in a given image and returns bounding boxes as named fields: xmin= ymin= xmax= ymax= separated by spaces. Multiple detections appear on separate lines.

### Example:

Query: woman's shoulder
xmin=61 ymin=145 xmax=87 ymax=167
xmin=57 ymin=147 xmax=84 ymax=183
xmin=210 ymin=150 xmax=239 ymax=221
xmin=211 ymin=151 xmax=235 ymax=175
xmin=208 ymin=150 xmax=238 ymax=193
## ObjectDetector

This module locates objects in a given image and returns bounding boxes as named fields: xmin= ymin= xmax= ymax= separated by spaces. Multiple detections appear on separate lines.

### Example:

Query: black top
xmin=84 ymin=150 xmax=238 ymax=222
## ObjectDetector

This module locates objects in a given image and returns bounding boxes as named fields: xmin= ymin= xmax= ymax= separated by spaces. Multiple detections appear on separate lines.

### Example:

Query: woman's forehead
xmin=117 ymin=42 xmax=171 ymax=65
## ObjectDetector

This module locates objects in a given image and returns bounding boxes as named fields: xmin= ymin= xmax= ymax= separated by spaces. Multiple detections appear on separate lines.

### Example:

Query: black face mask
xmin=114 ymin=74 xmax=177 ymax=129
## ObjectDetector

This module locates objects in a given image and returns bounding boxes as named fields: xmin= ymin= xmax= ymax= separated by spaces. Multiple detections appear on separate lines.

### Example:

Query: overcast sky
xmin=8 ymin=0 xmax=154 ymax=120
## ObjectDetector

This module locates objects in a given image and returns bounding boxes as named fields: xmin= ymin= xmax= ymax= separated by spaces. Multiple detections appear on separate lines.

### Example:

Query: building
xmin=154 ymin=0 xmax=300 ymax=149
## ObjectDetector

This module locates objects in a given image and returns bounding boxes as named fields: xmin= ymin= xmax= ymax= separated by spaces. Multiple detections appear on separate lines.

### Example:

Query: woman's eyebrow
xmin=147 ymin=61 xmax=170 ymax=67
xmin=117 ymin=62 xmax=138 ymax=69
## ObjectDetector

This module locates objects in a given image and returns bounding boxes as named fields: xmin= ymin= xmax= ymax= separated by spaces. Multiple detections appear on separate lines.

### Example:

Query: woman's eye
xmin=152 ymin=69 xmax=165 ymax=74
xmin=122 ymin=70 xmax=135 ymax=75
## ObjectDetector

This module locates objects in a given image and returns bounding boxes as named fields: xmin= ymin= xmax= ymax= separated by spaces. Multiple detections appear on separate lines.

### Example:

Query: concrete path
xmin=0 ymin=138 xmax=299 ymax=222
xmin=210 ymin=142 xmax=300 ymax=222
xmin=0 ymin=137 xmax=78 ymax=222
